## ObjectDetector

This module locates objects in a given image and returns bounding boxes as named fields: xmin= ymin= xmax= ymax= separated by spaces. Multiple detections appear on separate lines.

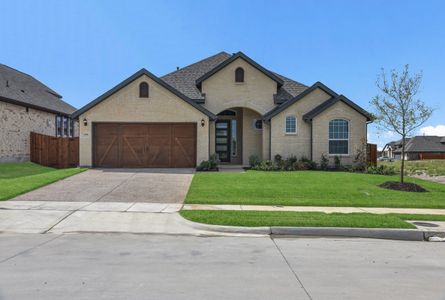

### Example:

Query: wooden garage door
xmin=93 ymin=123 xmax=197 ymax=168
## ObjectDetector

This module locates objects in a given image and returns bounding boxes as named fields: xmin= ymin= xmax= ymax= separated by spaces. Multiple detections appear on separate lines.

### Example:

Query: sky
xmin=1 ymin=0 xmax=444 ymax=149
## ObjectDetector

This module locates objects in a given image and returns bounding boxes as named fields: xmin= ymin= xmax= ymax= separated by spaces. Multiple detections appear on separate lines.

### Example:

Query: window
xmin=55 ymin=115 xmax=62 ymax=137
xmin=63 ymin=117 xmax=69 ymax=137
xmin=69 ymin=119 xmax=74 ymax=137
xmin=285 ymin=116 xmax=297 ymax=134
xmin=235 ymin=67 xmax=244 ymax=83
xmin=329 ymin=119 xmax=349 ymax=155
xmin=139 ymin=82 xmax=149 ymax=98
xmin=252 ymin=119 xmax=262 ymax=130
xmin=231 ymin=120 xmax=237 ymax=157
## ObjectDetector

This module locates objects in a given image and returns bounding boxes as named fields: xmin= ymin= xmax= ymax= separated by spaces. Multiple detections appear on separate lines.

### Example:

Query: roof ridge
xmin=161 ymin=51 xmax=231 ymax=78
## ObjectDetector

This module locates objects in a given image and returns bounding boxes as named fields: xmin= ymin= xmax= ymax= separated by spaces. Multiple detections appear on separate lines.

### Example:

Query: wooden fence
xmin=30 ymin=132 xmax=79 ymax=168
xmin=367 ymin=143 xmax=377 ymax=166
xmin=419 ymin=153 xmax=445 ymax=160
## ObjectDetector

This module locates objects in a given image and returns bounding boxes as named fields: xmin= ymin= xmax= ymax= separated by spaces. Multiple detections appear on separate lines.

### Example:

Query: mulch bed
xmin=379 ymin=181 xmax=428 ymax=193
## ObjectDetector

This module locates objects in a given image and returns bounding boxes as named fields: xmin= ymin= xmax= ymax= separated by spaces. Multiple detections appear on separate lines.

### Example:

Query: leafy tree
xmin=371 ymin=65 xmax=433 ymax=183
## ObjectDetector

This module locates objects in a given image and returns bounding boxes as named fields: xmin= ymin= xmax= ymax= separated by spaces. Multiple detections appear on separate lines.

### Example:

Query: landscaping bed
xmin=0 ymin=162 xmax=86 ymax=201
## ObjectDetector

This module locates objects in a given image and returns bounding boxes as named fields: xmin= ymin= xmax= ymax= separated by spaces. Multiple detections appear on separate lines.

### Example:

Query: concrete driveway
xmin=12 ymin=168 xmax=195 ymax=203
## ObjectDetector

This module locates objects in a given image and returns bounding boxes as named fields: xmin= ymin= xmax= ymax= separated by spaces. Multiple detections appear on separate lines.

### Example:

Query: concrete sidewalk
xmin=183 ymin=204 xmax=445 ymax=215
xmin=0 ymin=200 xmax=241 ymax=236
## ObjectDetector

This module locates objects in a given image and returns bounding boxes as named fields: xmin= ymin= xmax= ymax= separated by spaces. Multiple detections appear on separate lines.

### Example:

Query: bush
xmin=196 ymin=153 xmax=219 ymax=171
xmin=299 ymin=156 xmax=317 ymax=170
xmin=320 ymin=154 xmax=329 ymax=170
xmin=252 ymin=160 xmax=276 ymax=171
xmin=367 ymin=165 xmax=397 ymax=176
xmin=249 ymin=154 xmax=261 ymax=168
xmin=334 ymin=156 xmax=342 ymax=170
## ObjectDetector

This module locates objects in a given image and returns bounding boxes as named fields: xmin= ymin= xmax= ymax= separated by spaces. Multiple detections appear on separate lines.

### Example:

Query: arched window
xmin=235 ymin=67 xmax=244 ymax=83
xmin=329 ymin=119 xmax=349 ymax=155
xmin=139 ymin=82 xmax=149 ymax=98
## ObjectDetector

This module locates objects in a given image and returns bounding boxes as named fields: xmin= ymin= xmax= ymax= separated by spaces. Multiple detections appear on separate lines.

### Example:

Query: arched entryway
xmin=211 ymin=107 xmax=264 ymax=165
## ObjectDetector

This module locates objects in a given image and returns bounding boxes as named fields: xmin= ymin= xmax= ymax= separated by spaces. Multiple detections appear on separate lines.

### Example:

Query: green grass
xmin=0 ymin=162 xmax=86 ymax=201
xmin=185 ymin=171 xmax=445 ymax=208
xmin=380 ymin=160 xmax=445 ymax=176
xmin=180 ymin=210 xmax=416 ymax=228
xmin=181 ymin=210 xmax=445 ymax=229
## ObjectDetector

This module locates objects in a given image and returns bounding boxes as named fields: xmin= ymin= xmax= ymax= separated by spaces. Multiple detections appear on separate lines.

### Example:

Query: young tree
xmin=371 ymin=65 xmax=433 ymax=183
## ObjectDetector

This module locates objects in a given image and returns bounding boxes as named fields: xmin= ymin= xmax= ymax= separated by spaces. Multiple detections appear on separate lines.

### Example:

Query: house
xmin=0 ymin=64 xmax=77 ymax=162
xmin=72 ymin=51 xmax=372 ymax=168
xmin=382 ymin=136 xmax=445 ymax=160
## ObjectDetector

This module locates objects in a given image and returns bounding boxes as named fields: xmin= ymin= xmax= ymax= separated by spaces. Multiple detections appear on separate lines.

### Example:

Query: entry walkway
xmin=183 ymin=204 xmax=445 ymax=215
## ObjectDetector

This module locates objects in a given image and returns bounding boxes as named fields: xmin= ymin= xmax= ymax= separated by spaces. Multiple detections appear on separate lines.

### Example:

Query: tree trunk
xmin=401 ymin=136 xmax=405 ymax=183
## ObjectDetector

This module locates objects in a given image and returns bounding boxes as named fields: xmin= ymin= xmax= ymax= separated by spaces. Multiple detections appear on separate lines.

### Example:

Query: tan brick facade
xmin=0 ymin=101 xmax=79 ymax=163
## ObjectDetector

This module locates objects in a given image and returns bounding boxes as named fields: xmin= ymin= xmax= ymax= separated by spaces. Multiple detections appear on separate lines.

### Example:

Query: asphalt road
xmin=0 ymin=234 xmax=444 ymax=300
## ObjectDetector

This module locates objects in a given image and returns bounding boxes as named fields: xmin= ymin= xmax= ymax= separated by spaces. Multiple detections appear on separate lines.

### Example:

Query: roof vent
xmin=176 ymin=67 xmax=180 ymax=70
xmin=6 ymin=80 xmax=9 ymax=87
xmin=21 ymin=89 xmax=25 ymax=93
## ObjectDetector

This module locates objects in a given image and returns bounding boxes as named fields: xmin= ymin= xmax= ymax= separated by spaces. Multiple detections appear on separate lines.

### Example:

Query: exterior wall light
xmin=201 ymin=118 xmax=205 ymax=127
xmin=83 ymin=118 xmax=88 ymax=126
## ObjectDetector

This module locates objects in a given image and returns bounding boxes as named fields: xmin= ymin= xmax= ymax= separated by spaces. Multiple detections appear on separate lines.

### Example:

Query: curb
xmin=179 ymin=216 xmax=443 ymax=241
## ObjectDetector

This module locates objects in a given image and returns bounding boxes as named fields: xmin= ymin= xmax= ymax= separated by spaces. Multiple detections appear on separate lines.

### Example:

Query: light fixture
xmin=201 ymin=118 xmax=205 ymax=127
xmin=83 ymin=118 xmax=88 ymax=126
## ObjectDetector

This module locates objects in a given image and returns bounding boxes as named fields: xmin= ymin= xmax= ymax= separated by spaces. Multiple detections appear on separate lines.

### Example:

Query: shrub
xmin=249 ymin=154 xmax=261 ymax=168
xmin=299 ymin=156 xmax=317 ymax=170
xmin=196 ymin=153 xmax=219 ymax=171
xmin=334 ymin=156 xmax=342 ymax=170
xmin=367 ymin=165 xmax=397 ymax=176
xmin=320 ymin=154 xmax=329 ymax=170
xmin=252 ymin=160 xmax=276 ymax=171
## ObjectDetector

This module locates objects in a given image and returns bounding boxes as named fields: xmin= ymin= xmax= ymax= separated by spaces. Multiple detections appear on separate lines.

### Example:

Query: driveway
xmin=12 ymin=168 xmax=195 ymax=203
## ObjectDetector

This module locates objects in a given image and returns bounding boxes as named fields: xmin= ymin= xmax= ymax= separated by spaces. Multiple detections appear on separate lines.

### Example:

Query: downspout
xmin=269 ymin=120 xmax=272 ymax=160
xmin=310 ymin=121 xmax=313 ymax=161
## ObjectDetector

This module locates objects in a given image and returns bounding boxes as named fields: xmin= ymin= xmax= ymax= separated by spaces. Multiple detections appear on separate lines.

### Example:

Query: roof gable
xmin=195 ymin=52 xmax=284 ymax=88
xmin=303 ymin=94 xmax=372 ymax=121
xmin=263 ymin=81 xmax=338 ymax=120
xmin=72 ymin=68 xmax=216 ymax=119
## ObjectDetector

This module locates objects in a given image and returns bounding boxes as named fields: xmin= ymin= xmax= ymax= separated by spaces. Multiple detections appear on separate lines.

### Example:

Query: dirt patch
xmin=379 ymin=181 xmax=428 ymax=192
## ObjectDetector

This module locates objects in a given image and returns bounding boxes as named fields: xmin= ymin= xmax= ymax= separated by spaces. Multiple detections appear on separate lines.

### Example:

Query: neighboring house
xmin=382 ymin=136 xmax=445 ymax=160
xmin=73 ymin=51 xmax=372 ymax=168
xmin=0 ymin=64 xmax=77 ymax=162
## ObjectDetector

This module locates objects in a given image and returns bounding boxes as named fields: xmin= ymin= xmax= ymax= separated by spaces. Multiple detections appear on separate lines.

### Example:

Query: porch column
xmin=262 ymin=121 xmax=270 ymax=160
xmin=209 ymin=120 xmax=215 ymax=156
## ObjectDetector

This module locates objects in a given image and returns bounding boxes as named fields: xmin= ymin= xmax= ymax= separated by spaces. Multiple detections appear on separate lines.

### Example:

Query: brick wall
xmin=0 ymin=101 xmax=77 ymax=163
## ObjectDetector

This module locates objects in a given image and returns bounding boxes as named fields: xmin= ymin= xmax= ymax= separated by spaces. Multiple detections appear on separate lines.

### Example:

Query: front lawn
xmin=380 ymin=160 xmax=445 ymax=176
xmin=181 ymin=210 xmax=445 ymax=229
xmin=186 ymin=171 xmax=445 ymax=208
xmin=0 ymin=162 xmax=86 ymax=201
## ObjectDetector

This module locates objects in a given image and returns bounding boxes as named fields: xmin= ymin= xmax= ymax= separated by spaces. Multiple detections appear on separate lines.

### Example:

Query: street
xmin=0 ymin=234 xmax=444 ymax=300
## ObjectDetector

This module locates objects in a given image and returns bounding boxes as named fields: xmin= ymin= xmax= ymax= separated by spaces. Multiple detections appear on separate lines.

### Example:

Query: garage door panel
xmin=94 ymin=123 xmax=196 ymax=168
xmin=94 ymin=124 xmax=119 ymax=167
xmin=120 ymin=125 xmax=147 ymax=167
xmin=148 ymin=136 xmax=172 ymax=167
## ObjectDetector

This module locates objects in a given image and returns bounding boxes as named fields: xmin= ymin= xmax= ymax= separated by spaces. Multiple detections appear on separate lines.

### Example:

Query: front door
xmin=215 ymin=120 xmax=231 ymax=162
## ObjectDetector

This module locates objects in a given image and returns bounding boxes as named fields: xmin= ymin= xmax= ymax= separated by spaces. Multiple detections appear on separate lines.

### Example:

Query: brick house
xmin=0 ymin=64 xmax=77 ymax=162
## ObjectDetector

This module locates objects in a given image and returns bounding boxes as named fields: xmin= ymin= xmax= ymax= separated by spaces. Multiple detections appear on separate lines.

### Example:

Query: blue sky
xmin=1 ymin=0 xmax=444 ymax=149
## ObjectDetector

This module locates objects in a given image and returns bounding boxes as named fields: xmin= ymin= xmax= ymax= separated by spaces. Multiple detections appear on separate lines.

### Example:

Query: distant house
xmin=382 ymin=136 xmax=445 ymax=160
xmin=0 ymin=64 xmax=77 ymax=162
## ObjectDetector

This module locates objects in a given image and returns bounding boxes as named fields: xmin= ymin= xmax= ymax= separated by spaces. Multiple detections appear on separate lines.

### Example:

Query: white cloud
xmin=418 ymin=125 xmax=445 ymax=136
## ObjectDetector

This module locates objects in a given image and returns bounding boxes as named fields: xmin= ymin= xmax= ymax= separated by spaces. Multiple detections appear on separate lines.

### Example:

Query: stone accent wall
xmin=0 ymin=101 xmax=78 ymax=163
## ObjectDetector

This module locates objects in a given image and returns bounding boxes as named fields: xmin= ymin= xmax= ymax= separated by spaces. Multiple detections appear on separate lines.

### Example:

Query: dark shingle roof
xmin=404 ymin=136 xmax=445 ymax=153
xmin=160 ymin=51 xmax=307 ymax=103
xmin=0 ymin=64 xmax=76 ymax=115
xmin=303 ymin=94 xmax=373 ymax=121
xmin=73 ymin=68 xmax=216 ymax=120
xmin=161 ymin=52 xmax=232 ymax=100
